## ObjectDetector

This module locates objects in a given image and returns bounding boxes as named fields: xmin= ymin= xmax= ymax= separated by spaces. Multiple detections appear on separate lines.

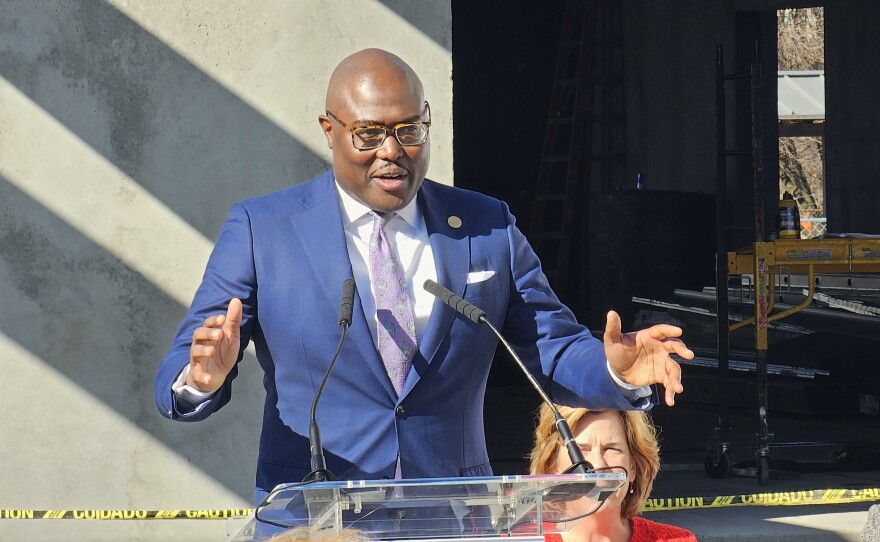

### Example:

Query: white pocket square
xmin=466 ymin=270 xmax=496 ymax=284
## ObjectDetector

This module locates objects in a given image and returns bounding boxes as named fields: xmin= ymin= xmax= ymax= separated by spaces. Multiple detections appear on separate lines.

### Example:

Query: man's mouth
xmin=372 ymin=169 xmax=410 ymax=190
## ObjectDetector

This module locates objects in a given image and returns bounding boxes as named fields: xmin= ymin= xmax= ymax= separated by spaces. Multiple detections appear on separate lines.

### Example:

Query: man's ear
xmin=318 ymin=115 xmax=334 ymax=150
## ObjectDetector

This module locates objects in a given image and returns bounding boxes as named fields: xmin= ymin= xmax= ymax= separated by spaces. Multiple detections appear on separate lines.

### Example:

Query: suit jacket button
xmin=395 ymin=405 xmax=406 ymax=417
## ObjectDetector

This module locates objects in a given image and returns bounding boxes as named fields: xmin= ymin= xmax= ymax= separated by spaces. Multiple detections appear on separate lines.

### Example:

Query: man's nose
xmin=376 ymin=132 xmax=404 ymax=160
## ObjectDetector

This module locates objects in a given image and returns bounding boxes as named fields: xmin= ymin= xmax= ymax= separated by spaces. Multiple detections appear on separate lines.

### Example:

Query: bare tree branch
xmin=777 ymin=8 xmax=824 ymax=236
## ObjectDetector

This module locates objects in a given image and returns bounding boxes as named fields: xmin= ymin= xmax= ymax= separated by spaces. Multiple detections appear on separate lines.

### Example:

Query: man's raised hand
xmin=186 ymin=298 xmax=243 ymax=393
xmin=603 ymin=310 xmax=694 ymax=406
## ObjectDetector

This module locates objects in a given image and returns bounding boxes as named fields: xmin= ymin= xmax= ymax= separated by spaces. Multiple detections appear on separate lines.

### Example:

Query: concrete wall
xmin=0 ymin=1 xmax=451 ymax=540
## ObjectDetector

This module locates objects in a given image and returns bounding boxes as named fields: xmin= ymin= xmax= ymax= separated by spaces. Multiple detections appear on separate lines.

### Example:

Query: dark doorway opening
xmin=452 ymin=0 xmax=566 ymax=473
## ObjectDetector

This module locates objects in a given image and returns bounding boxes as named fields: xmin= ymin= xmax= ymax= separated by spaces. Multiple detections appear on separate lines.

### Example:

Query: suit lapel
xmin=289 ymin=173 xmax=397 ymax=399
xmin=400 ymin=181 xmax=470 ymax=398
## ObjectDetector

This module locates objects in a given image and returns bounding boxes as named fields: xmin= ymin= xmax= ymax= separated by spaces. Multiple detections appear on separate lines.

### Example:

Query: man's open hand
xmin=603 ymin=310 xmax=694 ymax=406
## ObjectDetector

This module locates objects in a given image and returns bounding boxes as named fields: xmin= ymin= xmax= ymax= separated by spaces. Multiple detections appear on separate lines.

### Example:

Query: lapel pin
xmin=447 ymin=215 xmax=462 ymax=229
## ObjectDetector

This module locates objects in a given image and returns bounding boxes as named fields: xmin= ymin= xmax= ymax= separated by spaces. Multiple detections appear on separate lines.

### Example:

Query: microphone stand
xmin=302 ymin=279 xmax=356 ymax=483
xmin=481 ymin=317 xmax=591 ymax=474
xmin=423 ymin=280 xmax=592 ymax=473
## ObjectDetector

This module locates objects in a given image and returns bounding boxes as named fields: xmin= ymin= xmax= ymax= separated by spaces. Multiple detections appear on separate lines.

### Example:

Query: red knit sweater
xmin=543 ymin=516 xmax=696 ymax=542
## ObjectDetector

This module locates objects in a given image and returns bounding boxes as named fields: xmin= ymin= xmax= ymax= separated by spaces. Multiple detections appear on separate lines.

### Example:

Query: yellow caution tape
xmin=3 ymin=488 xmax=879 ymax=520
xmin=643 ymin=487 xmax=880 ymax=511
xmin=0 ymin=509 xmax=253 ymax=520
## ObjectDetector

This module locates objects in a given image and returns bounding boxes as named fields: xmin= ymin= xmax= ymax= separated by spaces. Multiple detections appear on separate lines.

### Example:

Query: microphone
xmin=337 ymin=278 xmax=356 ymax=327
xmin=423 ymin=278 xmax=486 ymax=324
xmin=303 ymin=278 xmax=356 ymax=483
xmin=423 ymin=279 xmax=592 ymax=474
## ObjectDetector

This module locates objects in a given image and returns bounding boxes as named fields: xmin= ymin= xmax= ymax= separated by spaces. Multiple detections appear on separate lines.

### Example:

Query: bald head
xmin=326 ymin=49 xmax=424 ymax=112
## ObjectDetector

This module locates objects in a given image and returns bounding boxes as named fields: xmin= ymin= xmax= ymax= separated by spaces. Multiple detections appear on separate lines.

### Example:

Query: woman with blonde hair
xmin=530 ymin=404 xmax=695 ymax=542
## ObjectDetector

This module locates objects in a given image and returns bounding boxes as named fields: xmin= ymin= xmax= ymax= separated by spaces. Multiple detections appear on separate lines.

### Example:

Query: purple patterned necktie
xmin=369 ymin=212 xmax=417 ymax=395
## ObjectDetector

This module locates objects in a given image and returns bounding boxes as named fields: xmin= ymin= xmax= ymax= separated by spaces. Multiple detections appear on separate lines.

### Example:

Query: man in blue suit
xmin=154 ymin=49 xmax=693 ymax=503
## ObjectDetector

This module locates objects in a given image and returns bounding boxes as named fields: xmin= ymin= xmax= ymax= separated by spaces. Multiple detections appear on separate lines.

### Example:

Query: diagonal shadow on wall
xmin=0 ymin=0 xmax=329 ymax=238
xmin=377 ymin=0 xmax=452 ymax=51
xmin=0 ymin=1 xmax=341 ymax=500
xmin=0 ymin=0 xmax=448 ymax=501
xmin=0 ymin=175 xmax=264 ymax=497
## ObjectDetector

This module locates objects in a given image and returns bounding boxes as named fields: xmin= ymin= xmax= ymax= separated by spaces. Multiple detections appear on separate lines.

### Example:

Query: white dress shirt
xmin=335 ymin=182 xmax=437 ymax=347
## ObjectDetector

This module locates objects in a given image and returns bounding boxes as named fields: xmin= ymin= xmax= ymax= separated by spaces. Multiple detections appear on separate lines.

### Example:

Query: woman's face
xmin=552 ymin=411 xmax=636 ymax=512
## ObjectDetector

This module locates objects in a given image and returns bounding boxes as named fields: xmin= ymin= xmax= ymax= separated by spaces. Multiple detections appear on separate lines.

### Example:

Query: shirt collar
xmin=334 ymin=180 xmax=421 ymax=229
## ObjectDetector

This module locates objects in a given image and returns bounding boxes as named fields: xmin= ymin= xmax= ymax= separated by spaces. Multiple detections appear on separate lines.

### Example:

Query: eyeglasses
xmin=324 ymin=102 xmax=431 ymax=150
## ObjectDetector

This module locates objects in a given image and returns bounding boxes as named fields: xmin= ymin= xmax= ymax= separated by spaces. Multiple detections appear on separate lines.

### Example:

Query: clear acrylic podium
xmin=227 ymin=471 xmax=627 ymax=542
